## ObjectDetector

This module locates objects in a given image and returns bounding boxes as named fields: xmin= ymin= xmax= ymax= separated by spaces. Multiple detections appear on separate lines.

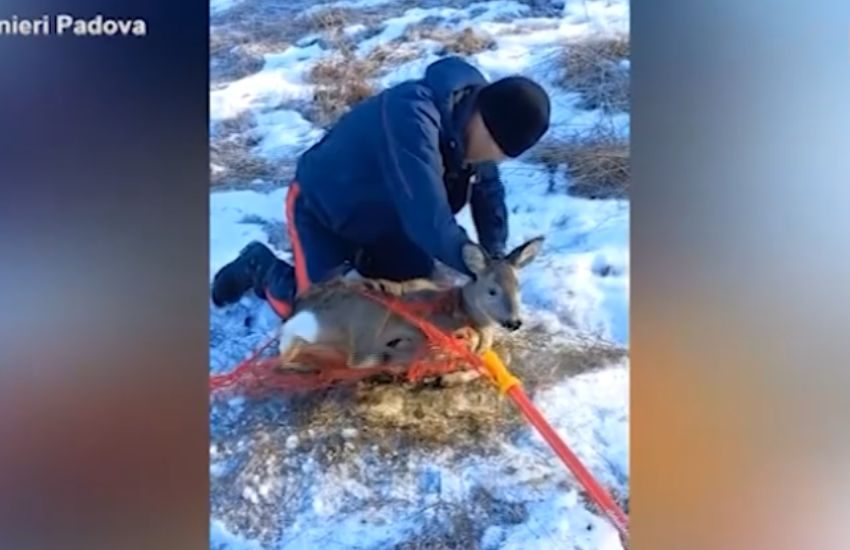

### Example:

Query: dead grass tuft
xmin=305 ymin=47 xmax=379 ymax=128
xmin=210 ymin=111 xmax=293 ymax=188
xmin=559 ymin=34 xmax=630 ymax=113
xmin=440 ymin=28 xmax=497 ymax=56
xmin=404 ymin=26 xmax=497 ymax=56
xmin=210 ymin=5 xmax=369 ymax=85
xmin=532 ymin=122 xmax=630 ymax=199
xmin=306 ymin=42 xmax=422 ymax=127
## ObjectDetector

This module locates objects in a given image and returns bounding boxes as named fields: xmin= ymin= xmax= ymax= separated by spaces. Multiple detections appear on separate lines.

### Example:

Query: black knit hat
xmin=477 ymin=76 xmax=551 ymax=158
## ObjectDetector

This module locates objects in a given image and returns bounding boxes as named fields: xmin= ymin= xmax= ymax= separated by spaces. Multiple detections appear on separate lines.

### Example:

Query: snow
xmin=211 ymin=520 xmax=265 ymax=550
xmin=253 ymin=109 xmax=324 ymax=161
xmin=303 ymin=0 xmax=396 ymax=15
xmin=210 ymin=43 xmax=324 ymax=122
xmin=357 ymin=1 xmax=531 ymax=57
xmin=209 ymin=188 xmax=287 ymax=280
xmin=210 ymin=0 xmax=244 ymax=16
xmin=210 ymin=0 xmax=629 ymax=547
xmin=489 ymin=492 xmax=623 ymax=549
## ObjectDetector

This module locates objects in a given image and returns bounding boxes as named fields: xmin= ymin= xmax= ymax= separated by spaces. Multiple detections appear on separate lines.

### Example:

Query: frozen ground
xmin=210 ymin=0 xmax=629 ymax=548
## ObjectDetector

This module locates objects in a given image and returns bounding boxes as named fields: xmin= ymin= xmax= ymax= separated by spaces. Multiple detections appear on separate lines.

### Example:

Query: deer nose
xmin=502 ymin=319 xmax=522 ymax=331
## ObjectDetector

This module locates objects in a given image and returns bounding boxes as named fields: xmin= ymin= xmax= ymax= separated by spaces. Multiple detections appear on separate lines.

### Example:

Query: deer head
xmin=460 ymin=236 xmax=545 ymax=331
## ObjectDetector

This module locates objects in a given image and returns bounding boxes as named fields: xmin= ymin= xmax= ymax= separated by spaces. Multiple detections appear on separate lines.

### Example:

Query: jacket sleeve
xmin=376 ymin=89 xmax=473 ymax=276
xmin=470 ymin=161 xmax=508 ymax=257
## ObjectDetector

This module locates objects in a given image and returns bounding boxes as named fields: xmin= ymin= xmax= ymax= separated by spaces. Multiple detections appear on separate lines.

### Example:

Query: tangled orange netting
xmin=209 ymin=287 xmax=483 ymax=398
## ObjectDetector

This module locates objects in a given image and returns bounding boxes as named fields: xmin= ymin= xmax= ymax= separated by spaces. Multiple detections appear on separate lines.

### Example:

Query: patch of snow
xmin=534 ymin=364 xmax=630 ymax=489
xmin=320 ymin=0 xmax=396 ymax=9
xmin=253 ymin=108 xmax=324 ymax=161
xmin=209 ymin=188 xmax=288 ymax=280
xmin=357 ymin=1 xmax=531 ymax=57
xmin=241 ymin=485 xmax=260 ymax=504
xmin=343 ymin=23 xmax=368 ymax=37
xmin=210 ymin=0 xmax=244 ymax=16
xmin=496 ymin=492 xmax=624 ymax=549
xmin=210 ymin=43 xmax=324 ymax=121
xmin=563 ymin=0 xmax=629 ymax=33
xmin=281 ymin=511 xmax=419 ymax=550
xmin=211 ymin=519 xmax=264 ymax=550
xmin=210 ymin=461 xmax=228 ymax=478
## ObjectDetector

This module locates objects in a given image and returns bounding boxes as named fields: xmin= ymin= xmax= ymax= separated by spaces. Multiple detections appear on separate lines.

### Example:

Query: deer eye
xmin=488 ymin=288 xmax=498 ymax=296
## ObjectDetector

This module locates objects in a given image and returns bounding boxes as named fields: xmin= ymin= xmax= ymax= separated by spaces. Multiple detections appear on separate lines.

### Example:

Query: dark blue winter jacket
xmin=294 ymin=56 xmax=509 ymax=276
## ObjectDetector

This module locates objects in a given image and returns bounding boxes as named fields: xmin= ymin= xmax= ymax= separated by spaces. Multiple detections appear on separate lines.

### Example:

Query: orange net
xmin=209 ymin=287 xmax=484 ymax=398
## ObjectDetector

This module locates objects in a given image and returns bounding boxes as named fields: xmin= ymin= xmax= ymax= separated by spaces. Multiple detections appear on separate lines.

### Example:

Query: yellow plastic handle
xmin=479 ymin=349 xmax=520 ymax=394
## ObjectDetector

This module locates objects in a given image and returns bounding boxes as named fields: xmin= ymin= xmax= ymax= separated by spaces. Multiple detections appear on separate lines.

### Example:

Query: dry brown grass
xmin=210 ymin=111 xmax=293 ymax=188
xmin=532 ymin=122 xmax=630 ymax=199
xmin=403 ymin=26 xmax=497 ymax=56
xmin=210 ymin=5 xmax=369 ymax=85
xmin=305 ymin=42 xmax=423 ymax=127
xmin=305 ymin=46 xmax=380 ymax=128
xmin=559 ymin=34 xmax=630 ymax=113
xmin=299 ymin=4 xmax=439 ymax=128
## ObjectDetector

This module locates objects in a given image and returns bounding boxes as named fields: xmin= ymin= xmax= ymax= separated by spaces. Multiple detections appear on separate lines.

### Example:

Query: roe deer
xmin=277 ymin=236 xmax=544 ymax=373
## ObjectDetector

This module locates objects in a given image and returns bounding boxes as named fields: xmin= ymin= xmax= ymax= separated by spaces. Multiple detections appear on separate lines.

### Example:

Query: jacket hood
xmin=423 ymin=56 xmax=489 ymax=166
xmin=423 ymin=56 xmax=488 ymax=107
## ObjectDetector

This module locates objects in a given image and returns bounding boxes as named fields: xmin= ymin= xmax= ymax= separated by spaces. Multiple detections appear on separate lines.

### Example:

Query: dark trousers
xmin=263 ymin=182 xmax=434 ymax=318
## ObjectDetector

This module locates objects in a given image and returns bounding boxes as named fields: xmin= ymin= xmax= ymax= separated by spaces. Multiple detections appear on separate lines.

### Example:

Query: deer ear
xmin=462 ymin=242 xmax=489 ymax=276
xmin=506 ymin=236 xmax=544 ymax=268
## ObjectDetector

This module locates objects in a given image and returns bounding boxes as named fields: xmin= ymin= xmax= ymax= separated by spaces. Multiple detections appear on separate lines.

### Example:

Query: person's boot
xmin=211 ymin=241 xmax=276 ymax=307
xmin=260 ymin=258 xmax=297 ymax=318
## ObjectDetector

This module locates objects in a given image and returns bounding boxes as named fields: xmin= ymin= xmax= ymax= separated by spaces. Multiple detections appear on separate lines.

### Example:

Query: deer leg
xmin=297 ymin=344 xmax=349 ymax=371
xmin=277 ymin=336 xmax=315 ymax=373
xmin=472 ymin=325 xmax=495 ymax=355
